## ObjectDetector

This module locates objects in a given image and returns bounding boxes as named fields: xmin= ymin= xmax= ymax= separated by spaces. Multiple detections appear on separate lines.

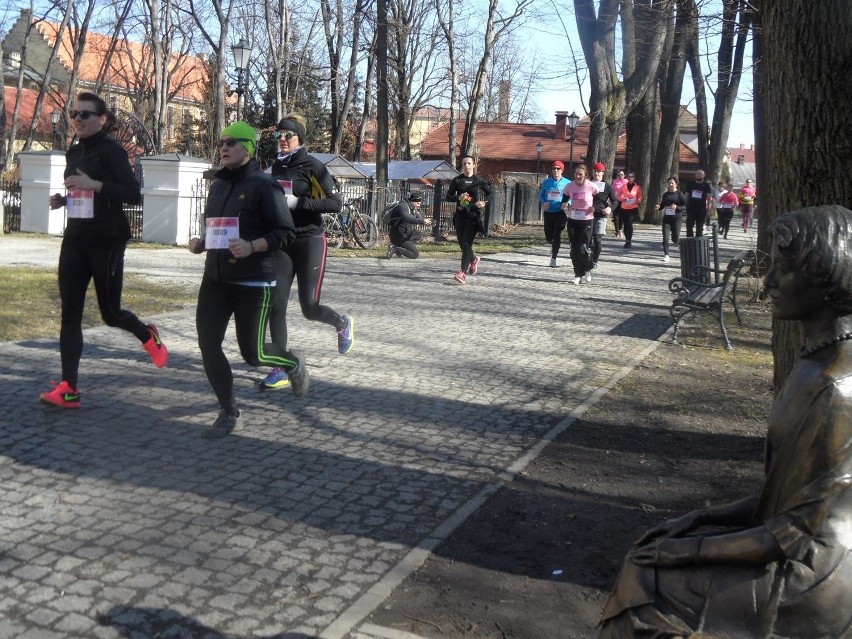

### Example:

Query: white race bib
xmin=722 ymin=203 xmax=733 ymax=209
xmin=691 ymin=189 xmax=703 ymax=199
xmin=277 ymin=179 xmax=293 ymax=195
xmin=626 ymin=197 xmax=636 ymax=205
xmin=570 ymin=209 xmax=588 ymax=220
xmin=664 ymin=205 xmax=677 ymax=216
xmin=205 ymin=217 xmax=240 ymax=249
xmin=66 ymin=189 xmax=94 ymax=219
xmin=546 ymin=188 xmax=561 ymax=202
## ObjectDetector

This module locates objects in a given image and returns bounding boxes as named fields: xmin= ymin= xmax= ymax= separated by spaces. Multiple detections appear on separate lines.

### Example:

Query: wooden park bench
xmin=668 ymin=249 xmax=757 ymax=350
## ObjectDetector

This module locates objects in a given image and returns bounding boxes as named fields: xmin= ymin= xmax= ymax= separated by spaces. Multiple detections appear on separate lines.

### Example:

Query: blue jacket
xmin=539 ymin=177 xmax=570 ymax=213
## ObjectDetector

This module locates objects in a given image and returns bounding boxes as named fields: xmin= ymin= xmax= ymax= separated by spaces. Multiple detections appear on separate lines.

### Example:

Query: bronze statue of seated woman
xmin=600 ymin=204 xmax=852 ymax=638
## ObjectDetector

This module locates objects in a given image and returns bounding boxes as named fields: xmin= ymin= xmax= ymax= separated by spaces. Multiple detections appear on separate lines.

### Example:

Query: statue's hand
xmin=634 ymin=511 xmax=700 ymax=547
xmin=630 ymin=537 xmax=700 ymax=567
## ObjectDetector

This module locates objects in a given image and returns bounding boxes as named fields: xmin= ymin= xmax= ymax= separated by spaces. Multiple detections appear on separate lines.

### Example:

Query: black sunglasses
xmin=217 ymin=138 xmax=251 ymax=148
xmin=273 ymin=130 xmax=298 ymax=140
xmin=69 ymin=109 xmax=103 ymax=120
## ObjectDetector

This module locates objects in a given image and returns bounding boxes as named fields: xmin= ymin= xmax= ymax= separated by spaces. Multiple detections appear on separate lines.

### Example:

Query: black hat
xmin=408 ymin=191 xmax=423 ymax=202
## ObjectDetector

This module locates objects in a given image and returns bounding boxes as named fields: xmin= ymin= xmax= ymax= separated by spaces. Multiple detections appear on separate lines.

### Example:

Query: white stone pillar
xmin=140 ymin=154 xmax=211 ymax=245
xmin=19 ymin=151 xmax=67 ymax=235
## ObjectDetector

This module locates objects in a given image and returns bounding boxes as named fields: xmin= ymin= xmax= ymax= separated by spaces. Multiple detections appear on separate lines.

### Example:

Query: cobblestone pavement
xmin=0 ymin=228 xmax=756 ymax=638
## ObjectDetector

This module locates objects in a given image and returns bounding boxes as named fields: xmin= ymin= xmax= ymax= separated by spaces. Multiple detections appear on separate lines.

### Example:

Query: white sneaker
xmin=584 ymin=272 xmax=592 ymax=283
xmin=663 ymin=254 xmax=671 ymax=262
xmin=549 ymin=258 xmax=557 ymax=268
xmin=572 ymin=276 xmax=581 ymax=285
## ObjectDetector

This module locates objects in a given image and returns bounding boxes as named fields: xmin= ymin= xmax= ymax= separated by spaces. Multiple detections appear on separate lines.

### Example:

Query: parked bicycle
xmin=321 ymin=197 xmax=379 ymax=249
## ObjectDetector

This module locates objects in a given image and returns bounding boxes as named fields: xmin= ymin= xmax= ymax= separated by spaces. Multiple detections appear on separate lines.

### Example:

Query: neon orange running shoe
xmin=143 ymin=324 xmax=168 ymax=368
xmin=40 ymin=380 xmax=80 ymax=408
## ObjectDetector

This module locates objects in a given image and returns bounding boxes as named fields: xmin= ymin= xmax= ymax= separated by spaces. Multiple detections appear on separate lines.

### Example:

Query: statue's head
xmin=767 ymin=205 xmax=852 ymax=318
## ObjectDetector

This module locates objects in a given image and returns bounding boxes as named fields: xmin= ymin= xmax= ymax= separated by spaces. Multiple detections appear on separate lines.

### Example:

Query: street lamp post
xmin=50 ymin=109 xmax=60 ymax=150
xmin=535 ymin=141 xmax=544 ymax=184
xmin=567 ymin=110 xmax=579 ymax=175
xmin=231 ymin=38 xmax=252 ymax=121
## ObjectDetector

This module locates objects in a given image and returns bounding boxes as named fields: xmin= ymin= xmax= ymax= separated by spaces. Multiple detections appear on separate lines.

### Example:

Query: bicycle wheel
xmin=352 ymin=213 xmax=379 ymax=248
xmin=321 ymin=213 xmax=344 ymax=249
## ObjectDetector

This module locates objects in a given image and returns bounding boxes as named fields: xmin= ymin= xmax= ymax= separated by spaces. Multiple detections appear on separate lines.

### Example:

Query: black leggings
xmin=566 ymin=218 xmax=593 ymax=277
xmin=717 ymin=209 xmax=735 ymax=236
xmin=197 ymin=276 xmax=299 ymax=412
xmin=622 ymin=209 xmax=637 ymax=242
xmin=454 ymin=213 xmax=479 ymax=272
xmin=543 ymin=212 xmax=567 ymax=259
xmin=58 ymin=239 xmax=150 ymax=387
xmin=662 ymin=216 xmax=682 ymax=256
xmin=389 ymin=229 xmax=421 ymax=258
xmin=269 ymin=234 xmax=345 ymax=350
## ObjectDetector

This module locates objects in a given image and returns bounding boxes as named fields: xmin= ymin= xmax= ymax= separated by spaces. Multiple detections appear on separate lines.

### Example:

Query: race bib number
xmin=205 ymin=217 xmax=239 ymax=249
xmin=546 ymin=189 xmax=561 ymax=202
xmin=277 ymin=180 xmax=293 ymax=195
xmin=570 ymin=209 xmax=589 ymax=220
xmin=66 ymin=189 xmax=94 ymax=219
xmin=691 ymin=189 xmax=703 ymax=199
xmin=626 ymin=197 xmax=636 ymax=205
xmin=664 ymin=205 xmax=677 ymax=216
xmin=722 ymin=203 xmax=733 ymax=209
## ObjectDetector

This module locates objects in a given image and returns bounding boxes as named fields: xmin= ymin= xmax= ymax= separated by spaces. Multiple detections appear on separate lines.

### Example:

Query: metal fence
xmin=1 ymin=174 xmax=21 ymax=234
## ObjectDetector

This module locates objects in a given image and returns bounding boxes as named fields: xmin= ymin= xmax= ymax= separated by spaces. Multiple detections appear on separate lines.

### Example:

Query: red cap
xmin=552 ymin=160 xmax=565 ymax=170
xmin=592 ymin=162 xmax=606 ymax=172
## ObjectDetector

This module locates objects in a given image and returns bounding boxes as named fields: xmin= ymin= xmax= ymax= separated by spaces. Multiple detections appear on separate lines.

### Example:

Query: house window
xmin=737 ymin=154 xmax=745 ymax=165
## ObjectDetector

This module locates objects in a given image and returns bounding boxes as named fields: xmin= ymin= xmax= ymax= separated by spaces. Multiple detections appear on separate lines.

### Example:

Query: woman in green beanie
xmin=188 ymin=121 xmax=309 ymax=438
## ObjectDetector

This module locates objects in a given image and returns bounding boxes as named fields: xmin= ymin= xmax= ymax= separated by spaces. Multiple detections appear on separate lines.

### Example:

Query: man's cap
xmin=407 ymin=191 xmax=423 ymax=202
xmin=220 ymin=121 xmax=256 ymax=156
xmin=552 ymin=160 xmax=565 ymax=170
xmin=592 ymin=162 xmax=606 ymax=172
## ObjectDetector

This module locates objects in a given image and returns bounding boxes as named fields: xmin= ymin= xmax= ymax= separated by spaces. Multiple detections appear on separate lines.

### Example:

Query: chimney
xmin=498 ymin=80 xmax=510 ymax=122
xmin=555 ymin=111 xmax=568 ymax=140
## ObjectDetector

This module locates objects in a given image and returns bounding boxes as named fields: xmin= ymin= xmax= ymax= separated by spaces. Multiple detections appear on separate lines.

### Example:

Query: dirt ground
xmin=367 ymin=287 xmax=774 ymax=638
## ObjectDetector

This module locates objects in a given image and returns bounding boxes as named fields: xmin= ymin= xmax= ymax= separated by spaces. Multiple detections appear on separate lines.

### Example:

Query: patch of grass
xmin=0 ymin=266 xmax=196 ymax=341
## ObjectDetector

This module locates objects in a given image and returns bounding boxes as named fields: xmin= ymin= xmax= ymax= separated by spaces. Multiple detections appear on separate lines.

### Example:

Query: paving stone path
xmin=0 ymin=228 xmax=757 ymax=638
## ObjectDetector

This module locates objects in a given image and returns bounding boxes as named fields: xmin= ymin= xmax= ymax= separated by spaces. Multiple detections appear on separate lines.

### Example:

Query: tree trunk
xmin=755 ymin=0 xmax=852 ymax=391
xmin=704 ymin=0 xmax=751 ymax=184
xmin=647 ymin=0 xmax=695 ymax=219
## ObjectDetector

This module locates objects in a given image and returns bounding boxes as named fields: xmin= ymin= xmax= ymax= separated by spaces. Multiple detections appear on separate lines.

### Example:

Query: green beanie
xmin=220 ymin=121 xmax=256 ymax=156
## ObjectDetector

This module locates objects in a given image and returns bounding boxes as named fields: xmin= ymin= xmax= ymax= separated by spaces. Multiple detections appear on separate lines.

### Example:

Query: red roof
xmin=34 ymin=19 xmax=207 ymax=102
xmin=3 ymin=86 xmax=64 ymax=135
xmin=729 ymin=143 xmax=756 ymax=163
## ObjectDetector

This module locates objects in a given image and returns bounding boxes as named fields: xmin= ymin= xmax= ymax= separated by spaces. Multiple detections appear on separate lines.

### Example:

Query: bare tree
xmin=574 ymin=0 xmax=674 ymax=170
xmin=461 ymin=0 xmax=533 ymax=158
xmin=320 ymin=0 xmax=367 ymax=153
xmin=645 ymin=0 xmax=696 ymax=221
xmin=387 ymin=0 xmax=444 ymax=159
xmin=434 ymin=0 xmax=459 ymax=166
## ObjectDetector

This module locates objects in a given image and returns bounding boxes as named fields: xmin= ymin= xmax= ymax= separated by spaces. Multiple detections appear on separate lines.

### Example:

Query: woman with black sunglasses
xmin=40 ymin=92 xmax=168 ymax=409
xmin=261 ymin=113 xmax=351 ymax=391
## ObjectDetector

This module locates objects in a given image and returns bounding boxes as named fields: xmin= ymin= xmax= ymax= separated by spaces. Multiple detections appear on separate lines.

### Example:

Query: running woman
xmin=446 ymin=155 xmax=493 ymax=284
xmin=262 ymin=113 xmax=350 ymax=391
xmin=617 ymin=171 xmax=643 ymax=248
xmin=189 ymin=121 xmax=308 ymax=438
xmin=40 ymin=92 xmax=168 ymax=409
xmin=589 ymin=161 xmax=617 ymax=269
xmin=654 ymin=176 xmax=687 ymax=261
xmin=539 ymin=160 xmax=570 ymax=267
xmin=561 ymin=164 xmax=599 ymax=284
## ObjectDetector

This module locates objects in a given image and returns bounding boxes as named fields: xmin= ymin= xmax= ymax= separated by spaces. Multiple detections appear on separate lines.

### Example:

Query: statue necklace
xmin=800 ymin=332 xmax=852 ymax=358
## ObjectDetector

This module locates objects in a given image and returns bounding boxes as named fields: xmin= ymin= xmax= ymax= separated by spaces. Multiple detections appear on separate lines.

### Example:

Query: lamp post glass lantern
xmin=50 ymin=109 xmax=60 ymax=149
xmin=231 ymin=38 xmax=252 ymax=120
xmin=567 ymin=110 xmax=579 ymax=175
xmin=536 ymin=141 xmax=544 ymax=184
